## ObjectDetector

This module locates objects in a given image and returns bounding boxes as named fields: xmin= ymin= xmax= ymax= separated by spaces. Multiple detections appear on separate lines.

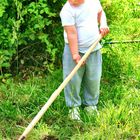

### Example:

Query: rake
xmin=18 ymin=34 xmax=102 ymax=140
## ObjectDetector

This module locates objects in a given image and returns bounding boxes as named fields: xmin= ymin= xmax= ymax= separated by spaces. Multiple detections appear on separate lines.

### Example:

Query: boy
xmin=60 ymin=0 xmax=109 ymax=121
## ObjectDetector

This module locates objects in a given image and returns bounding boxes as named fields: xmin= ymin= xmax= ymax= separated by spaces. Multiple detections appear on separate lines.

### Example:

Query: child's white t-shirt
xmin=60 ymin=0 xmax=103 ymax=53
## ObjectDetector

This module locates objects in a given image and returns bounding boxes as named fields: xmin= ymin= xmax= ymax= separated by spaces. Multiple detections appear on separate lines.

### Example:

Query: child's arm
xmin=98 ymin=9 xmax=109 ymax=36
xmin=64 ymin=25 xmax=83 ymax=64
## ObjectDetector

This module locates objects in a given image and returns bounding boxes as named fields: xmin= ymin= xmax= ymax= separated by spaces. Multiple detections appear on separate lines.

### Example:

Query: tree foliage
xmin=0 ymin=0 xmax=65 ymax=77
xmin=0 ymin=0 xmax=139 ymax=78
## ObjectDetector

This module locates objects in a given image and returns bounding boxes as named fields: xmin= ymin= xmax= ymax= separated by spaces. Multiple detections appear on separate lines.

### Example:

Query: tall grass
xmin=0 ymin=42 xmax=139 ymax=139
xmin=0 ymin=0 xmax=140 ymax=139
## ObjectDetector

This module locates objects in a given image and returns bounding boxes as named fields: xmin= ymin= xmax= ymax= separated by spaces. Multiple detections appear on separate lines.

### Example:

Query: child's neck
xmin=68 ymin=0 xmax=85 ymax=7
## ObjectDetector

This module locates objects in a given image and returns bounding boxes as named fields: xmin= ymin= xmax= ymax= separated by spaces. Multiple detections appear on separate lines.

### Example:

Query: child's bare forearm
xmin=64 ymin=26 xmax=79 ymax=58
xmin=67 ymin=33 xmax=79 ymax=58
xmin=98 ymin=10 xmax=109 ymax=36
xmin=98 ymin=10 xmax=108 ymax=27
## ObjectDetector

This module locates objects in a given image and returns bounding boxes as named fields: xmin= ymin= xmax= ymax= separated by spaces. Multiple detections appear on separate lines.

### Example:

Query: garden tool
xmin=18 ymin=34 xmax=102 ymax=140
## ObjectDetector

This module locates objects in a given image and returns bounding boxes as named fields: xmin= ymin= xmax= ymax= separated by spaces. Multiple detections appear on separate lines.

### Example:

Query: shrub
xmin=0 ymin=0 xmax=139 ymax=78
xmin=0 ymin=0 xmax=65 ymax=78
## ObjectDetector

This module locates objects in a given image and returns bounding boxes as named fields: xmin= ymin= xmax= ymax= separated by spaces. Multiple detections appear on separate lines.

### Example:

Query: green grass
xmin=0 ymin=0 xmax=140 ymax=140
xmin=0 ymin=43 xmax=140 ymax=139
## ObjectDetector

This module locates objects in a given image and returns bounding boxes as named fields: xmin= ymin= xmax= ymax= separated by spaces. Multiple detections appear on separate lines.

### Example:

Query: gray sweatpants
xmin=63 ymin=44 xmax=102 ymax=107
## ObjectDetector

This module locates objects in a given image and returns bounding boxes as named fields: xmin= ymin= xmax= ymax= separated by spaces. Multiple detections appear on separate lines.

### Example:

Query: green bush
xmin=0 ymin=0 xmax=139 ymax=78
xmin=0 ymin=0 xmax=65 ymax=78
xmin=102 ymin=0 xmax=140 ymax=22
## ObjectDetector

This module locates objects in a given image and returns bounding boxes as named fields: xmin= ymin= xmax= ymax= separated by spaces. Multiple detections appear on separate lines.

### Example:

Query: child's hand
xmin=72 ymin=53 xmax=85 ymax=66
xmin=100 ymin=26 xmax=109 ymax=37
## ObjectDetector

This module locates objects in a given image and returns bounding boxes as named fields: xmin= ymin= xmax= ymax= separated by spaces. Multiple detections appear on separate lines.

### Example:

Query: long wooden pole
xmin=18 ymin=34 xmax=102 ymax=140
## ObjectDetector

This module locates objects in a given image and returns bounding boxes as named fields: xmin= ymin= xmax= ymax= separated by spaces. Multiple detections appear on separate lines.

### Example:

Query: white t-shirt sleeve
xmin=60 ymin=9 xmax=75 ymax=26
xmin=96 ymin=0 xmax=102 ymax=12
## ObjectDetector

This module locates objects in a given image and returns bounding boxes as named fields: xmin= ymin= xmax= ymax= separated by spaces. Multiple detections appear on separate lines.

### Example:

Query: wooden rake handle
xmin=18 ymin=34 xmax=102 ymax=140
